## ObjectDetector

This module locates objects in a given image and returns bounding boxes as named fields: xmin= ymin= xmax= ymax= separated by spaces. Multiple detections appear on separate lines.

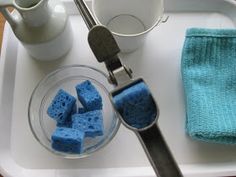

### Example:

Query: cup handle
xmin=0 ymin=0 xmax=18 ymax=27
xmin=161 ymin=15 xmax=169 ymax=23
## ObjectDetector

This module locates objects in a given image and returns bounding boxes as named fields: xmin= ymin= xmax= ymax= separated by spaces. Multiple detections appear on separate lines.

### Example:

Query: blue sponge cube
xmin=51 ymin=127 xmax=84 ymax=153
xmin=113 ymin=82 xmax=156 ymax=129
xmin=56 ymin=119 xmax=72 ymax=128
xmin=72 ymin=110 xmax=104 ymax=138
xmin=47 ymin=89 xmax=76 ymax=124
xmin=56 ymin=104 xmax=77 ymax=127
xmin=78 ymin=107 xmax=87 ymax=114
xmin=76 ymin=80 xmax=102 ymax=111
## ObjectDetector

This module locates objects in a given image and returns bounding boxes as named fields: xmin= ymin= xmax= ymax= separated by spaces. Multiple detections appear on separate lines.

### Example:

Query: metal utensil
xmin=74 ymin=1 xmax=183 ymax=176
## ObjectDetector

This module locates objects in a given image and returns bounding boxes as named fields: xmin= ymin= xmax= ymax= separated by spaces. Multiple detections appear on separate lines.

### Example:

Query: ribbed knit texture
xmin=181 ymin=28 xmax=236 ymax=144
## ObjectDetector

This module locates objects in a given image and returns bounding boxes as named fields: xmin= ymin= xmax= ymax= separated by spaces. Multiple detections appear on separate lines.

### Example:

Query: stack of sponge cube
xmin=47 ymin=80 xmax=104 ymax=154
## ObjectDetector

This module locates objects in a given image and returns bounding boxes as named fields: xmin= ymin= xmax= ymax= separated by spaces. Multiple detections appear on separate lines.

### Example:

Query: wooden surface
xmin=0 ymin=13 xmax=6 ymax=50
xmin=0 ymin=10 xmax=5 ymax=177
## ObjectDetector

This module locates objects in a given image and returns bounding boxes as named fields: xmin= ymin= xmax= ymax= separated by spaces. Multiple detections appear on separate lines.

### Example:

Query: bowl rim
xmin=28 ymin=64 xmax=121 ymax=159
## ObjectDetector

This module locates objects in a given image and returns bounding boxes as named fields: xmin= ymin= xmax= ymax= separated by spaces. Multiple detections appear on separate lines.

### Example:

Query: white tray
xmin=1 ymin=0 xmax=236 ymax=176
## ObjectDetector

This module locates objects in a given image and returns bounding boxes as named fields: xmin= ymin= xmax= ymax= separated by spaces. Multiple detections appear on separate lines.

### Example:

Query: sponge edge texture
xmin=78 ymin=107 xmax=87 ymax=114
xmin=47 ymin=89 xmax=76 ymax=124
xmin=72 ymin=110 xmax=104 ymax=138
xmin=51 ymin=127 xmax=84 ymax=153
xmin=76 ymin=80 xmax=102 ymax=111
xmin=56 ymin=104 xmax=77 ymax=128
xmin=113 ymin=82 xmax=156 ymax=129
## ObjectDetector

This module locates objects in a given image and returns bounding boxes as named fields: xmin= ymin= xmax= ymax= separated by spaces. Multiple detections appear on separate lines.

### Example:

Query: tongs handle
xmin=74 ymin=0 xmax=121 ymax=63
xmin=74 ymin=0 xmax=97 ymax=29
xmin=74 ymin=0 xmax=125 ymax=84
xmin=73 ymin=2 xmax=182 ymax=176
xmin=137 ymin=124 xmax=183 ymax=177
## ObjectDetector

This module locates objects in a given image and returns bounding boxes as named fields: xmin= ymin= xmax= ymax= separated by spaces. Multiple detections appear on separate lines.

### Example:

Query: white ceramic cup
xmin=92 ymin=0 xmax=164 ymax=53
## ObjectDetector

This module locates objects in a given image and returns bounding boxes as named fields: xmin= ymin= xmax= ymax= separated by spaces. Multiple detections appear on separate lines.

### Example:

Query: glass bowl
xmin=28 ymin=65 xmax=120 ymax=158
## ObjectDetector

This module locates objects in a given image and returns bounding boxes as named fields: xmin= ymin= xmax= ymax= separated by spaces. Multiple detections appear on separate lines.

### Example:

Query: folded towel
xmin=181 ymin=28 xmax=236 ymax=144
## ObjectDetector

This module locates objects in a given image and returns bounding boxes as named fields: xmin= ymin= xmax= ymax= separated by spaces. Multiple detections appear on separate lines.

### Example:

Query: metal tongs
xmin=74 ymin=1 xmax=183 ymax=176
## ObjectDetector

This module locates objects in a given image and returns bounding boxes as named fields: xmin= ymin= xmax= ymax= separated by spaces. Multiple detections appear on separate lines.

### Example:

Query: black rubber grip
xmin=88 ymin=26 xmax=120 ymax=62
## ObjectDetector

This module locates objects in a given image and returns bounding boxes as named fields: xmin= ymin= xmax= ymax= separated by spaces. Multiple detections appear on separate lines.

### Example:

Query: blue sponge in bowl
xmin=76 ymin=80 xmax=102 ymax=111
xmin=72 ymin=110 xmax=104 ymax=138
xmin=56 ymin=119 xmax=72 ymax=128
xmin=56 ymin=104 xmax=77 ymax=128
xmin=51 ymin=127 xmax=84 ymax=153
xmin=113 ymin=82 xmax=156 ymax=129
xmin=47 ymin=89 xmax=76 ymax=124
xmin=78 ymin=107 xmax=87 ymax=114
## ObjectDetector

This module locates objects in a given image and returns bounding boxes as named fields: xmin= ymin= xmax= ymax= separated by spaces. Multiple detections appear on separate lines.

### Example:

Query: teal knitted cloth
xmin=181 ymin=28 xmax=236 ymax=144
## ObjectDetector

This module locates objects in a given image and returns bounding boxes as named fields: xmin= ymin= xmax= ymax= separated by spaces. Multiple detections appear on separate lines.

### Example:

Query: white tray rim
xmin=0 ymin=0 xmax=236 ymax=176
